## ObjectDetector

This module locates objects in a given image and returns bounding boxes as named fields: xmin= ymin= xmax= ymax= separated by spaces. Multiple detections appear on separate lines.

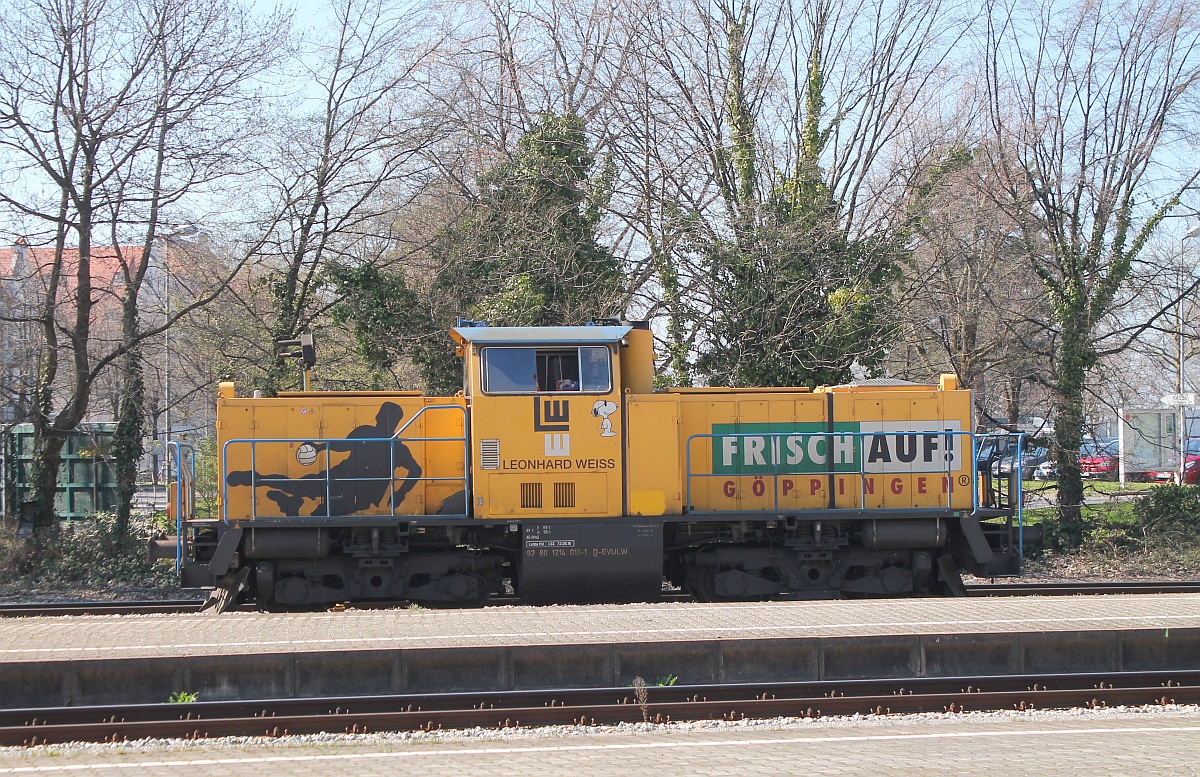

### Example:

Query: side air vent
xmin=480 ymin=439 xmax=500 ymax=470
xmin=520 ymin=482 xmax=543 ymax=509
xmin=554 ymin=482 xmax=576 ymax=508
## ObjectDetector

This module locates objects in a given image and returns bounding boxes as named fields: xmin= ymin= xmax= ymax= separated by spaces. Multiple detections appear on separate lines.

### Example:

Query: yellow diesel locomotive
xmin=163 ymin=321 xmax=1037 ymax=610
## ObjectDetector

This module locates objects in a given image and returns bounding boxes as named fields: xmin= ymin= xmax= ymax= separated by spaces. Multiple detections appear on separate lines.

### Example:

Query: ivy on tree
xmin=334 ymin=112 xmax=623 ymax=392
xmin=696 ymin=6 xmax=898 ymax=389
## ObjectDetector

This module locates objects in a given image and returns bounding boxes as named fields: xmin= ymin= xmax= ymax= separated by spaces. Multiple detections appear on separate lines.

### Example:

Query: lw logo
xmin=545 ymin=433 xmax=570 ymax=456
xmin=533 ymin=397 xmax=569 ymax=431
xmin=535 ymin=397 xmax=571 ymax=456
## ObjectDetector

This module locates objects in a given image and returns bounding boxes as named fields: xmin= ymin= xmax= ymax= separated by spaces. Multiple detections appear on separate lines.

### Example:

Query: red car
xmin=1079 ymin=439 xmax=1118 ymax=480
xmin=1147 ymin=438 xmax=1200 ymax=484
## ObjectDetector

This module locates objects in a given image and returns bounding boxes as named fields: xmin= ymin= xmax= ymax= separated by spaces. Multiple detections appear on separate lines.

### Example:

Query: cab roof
xmin=450 ymin=325 xmax=632 ymax=345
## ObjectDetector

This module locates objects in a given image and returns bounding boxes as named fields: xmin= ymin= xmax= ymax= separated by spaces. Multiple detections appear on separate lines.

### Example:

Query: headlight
xmin=1187 ymin=460 xmax=1197 ymax=470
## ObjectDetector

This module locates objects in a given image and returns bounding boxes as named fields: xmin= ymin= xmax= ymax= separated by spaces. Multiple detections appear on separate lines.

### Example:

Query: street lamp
xmin=154 ymin=226 xmax=199 ymax=484
xmin=1179 ymin=225 xmax=1200 ymax=483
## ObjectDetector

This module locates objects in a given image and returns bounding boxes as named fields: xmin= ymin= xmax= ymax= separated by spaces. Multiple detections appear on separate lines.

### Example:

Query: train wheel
xmin=405 ymin=572 xmax=492 ymax=608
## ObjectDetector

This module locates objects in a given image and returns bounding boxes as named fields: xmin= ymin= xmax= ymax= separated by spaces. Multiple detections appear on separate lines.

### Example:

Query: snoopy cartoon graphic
xmin=591 ymin=399 xmax=618 ymax=437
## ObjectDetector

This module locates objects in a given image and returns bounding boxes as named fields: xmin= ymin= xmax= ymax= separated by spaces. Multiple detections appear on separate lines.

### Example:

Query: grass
xmin=1083 ymin=479 xmax=1159 ymax=494
xmin=1020 ymin=479 xmax=1157 ymax=495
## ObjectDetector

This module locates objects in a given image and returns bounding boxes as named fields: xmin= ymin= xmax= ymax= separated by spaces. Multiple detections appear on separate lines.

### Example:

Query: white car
xmin=1033 ymin=460 xmax=1056 ymax=481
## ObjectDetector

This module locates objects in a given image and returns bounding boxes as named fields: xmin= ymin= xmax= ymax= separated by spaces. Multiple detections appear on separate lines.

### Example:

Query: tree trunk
xmin=26 ymin=422 xmax=67 ymax=536
xmin=1052 ymin=315 xmax=1092 ymax=544
xmin=112 ymin=344 xmax=145 ymax=537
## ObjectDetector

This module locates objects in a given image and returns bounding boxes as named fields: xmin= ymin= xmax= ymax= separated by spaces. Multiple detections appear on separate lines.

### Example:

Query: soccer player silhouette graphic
xmin=225 ymin=402 xmax=423 ymax=517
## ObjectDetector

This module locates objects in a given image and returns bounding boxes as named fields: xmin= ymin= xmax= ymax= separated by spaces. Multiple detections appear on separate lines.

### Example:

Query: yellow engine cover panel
xmin=625 ymin=395 xmax=684 ymax=516
xmin=635 ymin=384 xmax=975 ymax=514
xmin=218 ymin=394 xmax=466 ymax=520
xmin=677 ymin=392 xmax=835 ymax=512
xmin=838 ymin=389 xmax=972 ymax=510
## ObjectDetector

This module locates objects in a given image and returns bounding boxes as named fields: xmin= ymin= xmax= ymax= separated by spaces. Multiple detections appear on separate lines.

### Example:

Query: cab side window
xmin=579 ymin=346 xmax=611 ymax=392
xmin=482 ymin=348 xmax=537 ymax=392
xmin=538 ymin=350 xmax=580 ymax=391
xmin=482 ymin=346 xmax=611 ymax=394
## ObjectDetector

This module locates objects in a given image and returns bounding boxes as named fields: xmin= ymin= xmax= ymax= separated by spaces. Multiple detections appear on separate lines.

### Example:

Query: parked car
xmin=1146 ymin=438 xmax=1200 ymax=484
xmin=1033 ymin=459 xmax=1056 ymax=481
xmin=1079 ymin=438 xmax=1119 ymax=480
xmin=992 ymin=445 xmax=1049 ymax=481
xmin=975 ymin=437 xmax=1002 ymax=469
xmin=1036 ymin=436 xmax=1118 ymax=479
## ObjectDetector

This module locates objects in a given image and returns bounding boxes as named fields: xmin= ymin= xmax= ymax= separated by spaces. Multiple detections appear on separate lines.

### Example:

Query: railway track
xmin=5 ymin=670 xmax=1199 ymax=746
xmin=0 ymin=600 xmax=206 ymax=617
xmin=964 ymin=580 xmax=1200 ymax=596
xmin=1 ymin=580 xmax=1197 ymax=617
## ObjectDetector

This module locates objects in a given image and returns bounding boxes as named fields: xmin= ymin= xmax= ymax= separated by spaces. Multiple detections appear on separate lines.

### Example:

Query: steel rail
xmin=6 ymin=670 xmax=1200 ymax=746
xmin=0 ymin=600 xmax=207 ymax=617
xmin=966 ymin=581 xmax=1200 ymax=596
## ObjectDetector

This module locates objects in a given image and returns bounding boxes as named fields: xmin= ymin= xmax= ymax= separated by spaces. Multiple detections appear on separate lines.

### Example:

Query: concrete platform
xmin=3 ymin=595 xmax=1200 ymax=707
xmin=6 ymin=595 xmax=1200 ymax=661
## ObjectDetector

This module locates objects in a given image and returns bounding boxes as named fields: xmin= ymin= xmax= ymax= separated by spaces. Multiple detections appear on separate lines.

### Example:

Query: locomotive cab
xmin=454 ymin=323 xmax=629 ymax=520
xmin=451 ymin=321 xmax=665 ymax=603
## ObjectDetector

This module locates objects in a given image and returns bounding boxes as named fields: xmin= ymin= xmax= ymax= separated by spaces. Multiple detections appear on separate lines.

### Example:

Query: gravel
xmin=2 ymin=704 xmax=1198 ymax=760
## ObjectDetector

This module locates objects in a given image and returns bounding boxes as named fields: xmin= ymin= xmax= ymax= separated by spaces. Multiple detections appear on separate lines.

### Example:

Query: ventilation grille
xmin=520 ymin=482 xmax=543 ymax=509
xmin=554 ymin=482 xmax=576 ymax=508
xmin=480 ymin=439 xmax=500 ymax=470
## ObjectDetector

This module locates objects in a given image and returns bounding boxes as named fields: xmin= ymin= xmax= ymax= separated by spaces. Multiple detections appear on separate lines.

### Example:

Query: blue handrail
xmin=976 ymin=432 xmax=1026 ymax=556
xmin=166 ymin=441 xmax=195 ymax=572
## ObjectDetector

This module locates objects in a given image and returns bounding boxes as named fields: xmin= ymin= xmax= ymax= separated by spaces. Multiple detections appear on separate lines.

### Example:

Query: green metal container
xmin=3 ymin=423 xmax=119 ymax=519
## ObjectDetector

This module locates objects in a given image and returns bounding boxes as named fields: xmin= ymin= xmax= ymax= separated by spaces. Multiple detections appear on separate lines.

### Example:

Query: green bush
xmin=1133 ymin=484 xmax=1200 ymax=541
xmin=1039 ymin=485 xmax=1200 ymax=551
xmin=0 ymin=511 xmax=176 ymax=589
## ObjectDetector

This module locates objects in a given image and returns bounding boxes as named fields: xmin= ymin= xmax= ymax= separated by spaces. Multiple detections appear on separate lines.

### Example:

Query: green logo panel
xmin=710 ymin=422 xmax=861 ymax=475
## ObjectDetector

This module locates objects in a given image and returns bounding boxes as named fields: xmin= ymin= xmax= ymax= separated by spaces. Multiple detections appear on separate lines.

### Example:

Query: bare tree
xmin=615 ymin=0 xmax=968 ymax=385
xmin=980 ymin=0 xmax=1200 ymax=537
xmin=892 ymin=144 xmax=1053 ymax=430
xmin=1118 ymin=246 xmax=1200 ymax=406
xmin=0 ymin=0 xmax=285 ymax=537
xmin=241 ymin=0 xmax=446 ymax=395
